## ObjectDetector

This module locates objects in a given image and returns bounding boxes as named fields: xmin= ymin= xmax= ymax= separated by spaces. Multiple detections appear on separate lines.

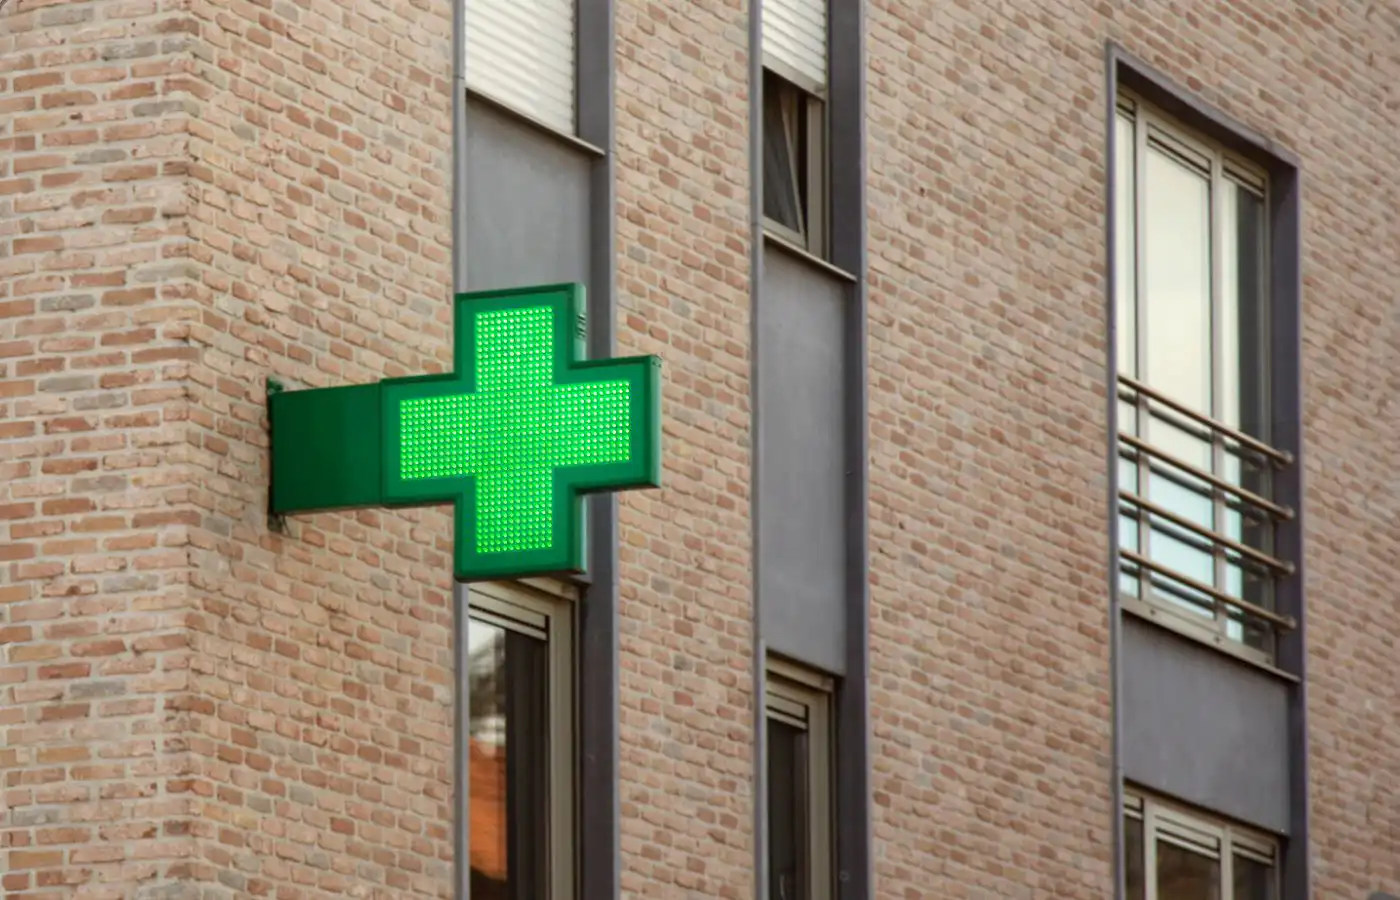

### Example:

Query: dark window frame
xmin=467 ymin=581 xmax=577 ymax=900
xmin=1124 ymin=790 xmax=1280 ymax=900
xmin=1111 ymin=83 xmax=1303 ymax=674
xmin=762 ymin=66 xmax=829 ymax=258
xmin=764 ymin=660 xmax=835 ymax=900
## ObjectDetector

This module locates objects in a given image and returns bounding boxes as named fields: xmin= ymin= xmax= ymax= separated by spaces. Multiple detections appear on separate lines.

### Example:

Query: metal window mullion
xmin=1209 ymin=145 xmax=1229 ymax=638
xmin=472 ymin=607 xmax=549 ymax=642
xmin=548 ymin=590 xmax=575 ymax=900
xmin=1221 ymin=827 xmax=1235 ymax=900
xmin=808 ymin=684 xmax=833 ymax=900
xmin=1132 ymin=106 xmax=1152 ymax=573
xmin=1144 ymin=802 xmax=1160 ymax=900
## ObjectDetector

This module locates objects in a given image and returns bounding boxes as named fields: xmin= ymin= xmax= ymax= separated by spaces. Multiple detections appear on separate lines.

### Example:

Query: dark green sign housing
xmin=269 ymin=283 xmax=662 ymax=582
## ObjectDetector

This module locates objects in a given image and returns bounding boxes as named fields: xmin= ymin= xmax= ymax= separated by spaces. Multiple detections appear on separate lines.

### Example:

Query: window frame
xmin=1114 ymin=89 xmax=1291 ymax=667
xmin=764 ymin=658 xmax=834 ymax=900
xmin=469 ymin=579 xmax=577 ymax=900
xmin=1124 ymin=790 xmax=1280 ymax=900
xmin=762 ymin=66 xmax=829 ymax=259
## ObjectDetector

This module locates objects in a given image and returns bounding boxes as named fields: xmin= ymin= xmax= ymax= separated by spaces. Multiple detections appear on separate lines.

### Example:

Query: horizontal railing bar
xmin=1119 ymin=434 xmax=1294 ymax=521
xmin=1119 ymin=490 xmax=1295 ymax=575
xmin=1119 ymin=374 xmax=1293 ymax=467
xmin=1121 ymin=549 xmax=1297 ymax=631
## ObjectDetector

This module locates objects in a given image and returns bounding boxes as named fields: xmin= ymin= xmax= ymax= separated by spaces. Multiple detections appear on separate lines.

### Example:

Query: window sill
xmin=1120 ymin=596 xmax=1300 ymax=684
xmin=466 ymin=88 xmax=606 ymax=158
xmin=762 ymin=229 xmax=858 ymax=283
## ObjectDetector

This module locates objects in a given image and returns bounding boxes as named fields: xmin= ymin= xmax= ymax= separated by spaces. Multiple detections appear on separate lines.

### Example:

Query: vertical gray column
xmin=1268 ymin=162 xmax=1308 ymax=900
xmin=1106 ymin=45 xmax=1309 ymax=900
xmin=459 ymin=0 xmax=617 ymax=895
xmin=752 ymin=0 xmax=870 ymax=895
xmin=577 ymin=0 xmax=621 ymax=895
xmin=1103 ymin=44 xmax=1126 ymax=900
xmin=451 ymin=0 xmax=470 ymax=896
xmin=749 ymin=0 xmax=768 ymax=896
xmin=828 ymin=0 xmax=869 ymax=896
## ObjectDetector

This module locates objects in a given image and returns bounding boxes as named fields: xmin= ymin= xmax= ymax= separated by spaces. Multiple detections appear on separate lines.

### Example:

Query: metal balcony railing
xmin=1116 ymin=375 xmax=1297 ymax=655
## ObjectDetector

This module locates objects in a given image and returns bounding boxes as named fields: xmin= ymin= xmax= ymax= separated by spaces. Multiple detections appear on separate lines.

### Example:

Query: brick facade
xmin=3 ymin=0 xmax=1399 ymax=898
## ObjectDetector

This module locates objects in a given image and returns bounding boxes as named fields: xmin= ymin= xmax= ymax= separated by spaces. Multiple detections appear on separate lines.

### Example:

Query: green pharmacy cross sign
xmin=269 ymin=283 xmax=662 ymax=582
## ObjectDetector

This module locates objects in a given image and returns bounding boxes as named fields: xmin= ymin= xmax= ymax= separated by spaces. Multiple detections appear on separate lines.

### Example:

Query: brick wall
xmin=614 ymin=0 xmax=757 ymax=894
xmin=5 ymin=0 xmax=1400 ymax=897
xmin=865 ymin=0 xmax=1115 ymax=893
xmin=1 ymin=0 xmax=204 ymax=894
xmin=176 ymin=0 xmax=457 ymax=893
xmin=863 ymin=2 xmax=1400 ymax=899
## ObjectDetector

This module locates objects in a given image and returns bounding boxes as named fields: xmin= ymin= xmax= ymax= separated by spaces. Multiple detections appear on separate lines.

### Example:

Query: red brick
xmin=0 ymin=503 xmax=37 ymax=520
xmin=8 ymin=850 xmax=63 ymax=870
xmin=41 ymin=90 xmax=96 ymax=109
xmin=12 ymin=154 xmax=67 ymax=174
xmin=39 ymin=664 xmax=91 ymax=680
xmin=72 ymin=640 xmax=126 ymax=657
xmin=14 ymin=72 xmax=64 ymax=92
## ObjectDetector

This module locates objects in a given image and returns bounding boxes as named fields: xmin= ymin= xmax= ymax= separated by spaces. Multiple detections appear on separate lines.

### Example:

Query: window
xmin=762 ymin=0 xmax=828 ymax=255
xmin=1125 ymin=792 xmax=1279 ymax=900
xmin=1113 ymin=92 xmax=1296 ymax=664
xmin=468 ymin=582 xmax=574 ymax=900
xmin=765 ymin=661 xmax=833 ymax=900
xmin=464 ymin=0 xmax=576 ymax=134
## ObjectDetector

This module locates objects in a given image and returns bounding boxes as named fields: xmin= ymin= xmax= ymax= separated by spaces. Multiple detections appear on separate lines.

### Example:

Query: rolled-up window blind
xmin=762 ymin=0 xmax=827 ymax=91
xmin=465 ymin=0 xmax=575 ymax=134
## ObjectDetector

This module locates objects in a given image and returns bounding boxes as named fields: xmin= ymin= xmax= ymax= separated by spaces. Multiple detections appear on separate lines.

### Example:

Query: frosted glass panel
xmin=1144 ymin=146 xmax=1211 ymax=416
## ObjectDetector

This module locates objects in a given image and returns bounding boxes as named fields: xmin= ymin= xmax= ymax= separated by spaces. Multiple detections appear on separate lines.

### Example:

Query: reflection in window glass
xmin=1143 ymin=144 xmax=1211 ymax=416
xmin=1125 ymin=816 xmax=1145 ymax=900
xmin=1157 ymin=840 xmax=1220 ymax=900
xmin=468 ymin=619 xmax=550 ymax=900
xmin=763 ymin=70 xmax=806 ymax=236
xmin=1126 ymin=795 xmax=1278 ymax=900
xmin=768 ymin=718 xmax=810 ymax=900
xmin=1140 ymin=143 xmax=1219 ymax=624
xmin=1222 ymin=182 xmax=1267 ymax=440
xmin=1232 ymin=854 xmax=1276 ymax=900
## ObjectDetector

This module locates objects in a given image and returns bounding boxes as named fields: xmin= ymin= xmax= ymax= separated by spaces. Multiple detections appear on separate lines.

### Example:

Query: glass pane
xmin=763 ymin=71 xmax=804 ymax=235
xmin=1148 ymin=418 xmax=1213 ymax=522
xmin=1226 ymin=605 xmax=1272 ymax=653
xmin=1143 ymin=144 xmax=1212 ymax=416
xmin=768 ymin=718 xmax=810 ymax=900
xmin=1222 ymin=181 xmax=1273 ymax=650
xmin=1232 ymin=854 xmax=1276 ymax=900
xmin=1157 ymin=839 xmax=1220 ymax=900
xmin=469 ymin=619 xmax=550 ymax=900
xmin=1125 ymin=816 xmax=1145 ymax=900
xmin=1222 ymin=182 xmax=1267 ymax=441
xmin=1148 ymin=464 xmax=1216 ymax=615
xmin=1115 ymin=111 xmax=1138 ymax=379
xmin=1120 ymin=397 xmax=1138 ymax=437
xmin=1119 ymin=451 xmax=1140 ymax=597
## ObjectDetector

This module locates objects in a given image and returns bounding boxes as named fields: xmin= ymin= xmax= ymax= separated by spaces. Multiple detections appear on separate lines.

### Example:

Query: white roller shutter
xmin=762 ymin=0 xmax=827 ymax=91
xmin=465 ymin=0 xmax=575 ymax=134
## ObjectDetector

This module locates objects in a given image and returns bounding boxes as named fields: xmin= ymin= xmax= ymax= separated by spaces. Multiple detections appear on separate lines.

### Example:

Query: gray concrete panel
xmin=465 ymin=99 xmax=591 ymax=292
xmin=1121 ymin=616 xmax=1291 ymax=834
xmin=757 ymin=245 xmax=848 ymax=674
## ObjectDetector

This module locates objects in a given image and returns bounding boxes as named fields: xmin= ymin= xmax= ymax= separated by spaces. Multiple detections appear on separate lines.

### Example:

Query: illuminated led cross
xmin=268 ymin=283 xmax=662 ymax=583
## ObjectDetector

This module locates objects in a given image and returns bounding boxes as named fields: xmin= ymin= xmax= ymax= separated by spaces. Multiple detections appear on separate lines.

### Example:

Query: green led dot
xmin=395 ymin=302 xmax=637 ymax=557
